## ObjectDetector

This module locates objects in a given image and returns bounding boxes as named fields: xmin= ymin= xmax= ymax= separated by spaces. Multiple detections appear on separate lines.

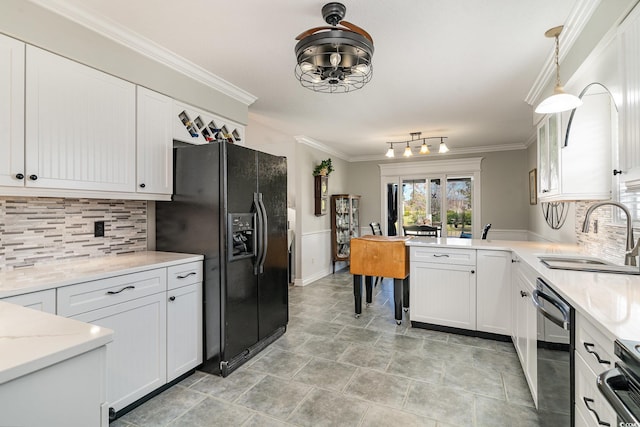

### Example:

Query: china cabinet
xmin=314 ymin=175 xmax=328 ymax=216
xmin=330 ymin=194 xmax=360 ymax=273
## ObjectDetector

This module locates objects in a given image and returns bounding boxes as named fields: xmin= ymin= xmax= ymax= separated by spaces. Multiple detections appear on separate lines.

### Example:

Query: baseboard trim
xmin=411 ymin=321 xmax=511 ymax=342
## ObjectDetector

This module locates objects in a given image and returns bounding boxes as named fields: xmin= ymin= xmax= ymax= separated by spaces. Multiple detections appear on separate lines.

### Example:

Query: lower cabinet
xmin=476 ymin=250 xmax=512 ymax=335
xmin=410 ymin=247 xmax=476 ymax=330
xmin=1 ymin=288 xmax=56 ymax=313
xmin=167 ymin=282 xmax=203 ymax=382
xmin=511 ymin=256 xmax=538 ymax=405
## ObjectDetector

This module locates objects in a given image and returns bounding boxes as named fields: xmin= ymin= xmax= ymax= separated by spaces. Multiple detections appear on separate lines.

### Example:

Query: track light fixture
xmin=384 ymin=133 xmax=450 ymax=157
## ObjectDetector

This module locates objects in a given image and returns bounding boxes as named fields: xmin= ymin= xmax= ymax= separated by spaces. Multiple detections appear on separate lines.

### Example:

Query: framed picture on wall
xmin=529 ymin=168 xmax=537 ymax=205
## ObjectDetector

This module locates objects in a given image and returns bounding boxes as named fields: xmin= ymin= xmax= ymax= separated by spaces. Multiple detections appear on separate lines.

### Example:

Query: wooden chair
xmin=481 ymin=223 xmax=492 ymax=240
xmin=369 ymin=222 xmax=383 ymax=286
xmin=403 ymin=224 xmax=438 ymax=237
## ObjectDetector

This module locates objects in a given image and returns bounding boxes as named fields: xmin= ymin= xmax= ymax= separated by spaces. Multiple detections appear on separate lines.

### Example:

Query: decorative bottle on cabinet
xmin=330 ymin=194 xmax=361 ymax=273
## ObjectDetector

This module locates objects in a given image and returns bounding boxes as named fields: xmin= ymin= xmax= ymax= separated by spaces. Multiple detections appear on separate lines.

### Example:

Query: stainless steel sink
xmin=538 ymin=254 xmax=640 ymax=275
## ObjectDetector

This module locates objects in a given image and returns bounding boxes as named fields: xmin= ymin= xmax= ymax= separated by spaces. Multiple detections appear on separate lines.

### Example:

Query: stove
xmin=598 ymin=339 xmax=640 ymax=424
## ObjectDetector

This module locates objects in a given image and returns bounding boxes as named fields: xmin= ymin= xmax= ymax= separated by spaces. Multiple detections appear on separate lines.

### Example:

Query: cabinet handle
xmin=29 ymin=174 xmax=38 ymax=181
xmin=520 ymin=290 xmax=529 ymax=298
xmin=583 ymin=342 xmax=611 ymax=365
xmin=433 ymin=254 xmax=449 ymax=258
xmin=511 ymin=258 xmax=519 ymax=263
xmin=15 ymin=173 xmax=24 ymax=180
xmin=106 ymin=285 xmax=135 ymax=295
xmin=583 ymin=397 xmax=611 ymax=426
xmin=176 ymin=272 xmax=197 ymax=279
xmin=542 ymin=189 xmax=549 ymax=193
xmin=169 ymin=296 xmax=176 ymax=302
xmin=613 ymin=169 xmax=623 ymax=176
xmin=139 ymin=183 xmax=146 ymax=188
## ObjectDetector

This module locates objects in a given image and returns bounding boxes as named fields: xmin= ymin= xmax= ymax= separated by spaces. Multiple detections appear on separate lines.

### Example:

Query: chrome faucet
xmin=581 ymin=201 xmax=639 ymax=266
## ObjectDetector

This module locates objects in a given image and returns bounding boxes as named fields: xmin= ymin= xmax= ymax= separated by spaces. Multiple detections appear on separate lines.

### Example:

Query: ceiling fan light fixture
xmin=535 ymin=25 xmax=582 ymax=114
xmin=294 ymin=2 xmax=374 ymax=93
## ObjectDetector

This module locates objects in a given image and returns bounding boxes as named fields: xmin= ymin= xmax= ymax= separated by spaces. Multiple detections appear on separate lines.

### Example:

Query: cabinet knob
xmin=470 ymin=270 xmax=475 ymax=274
xmin=169 ymin=296 xmax=176 ymax=302
xmin=29 ymin=174 xmax=38 ymax=181
xmin=520 ymin=290 xmax=528 ymax=298
xmin=139 ymin=183 xmax=146 ymax=188
xmin=541 ymin=189 xmax=549 ymax=193
xmin=15 ymin=173 xmax=24 ymax=180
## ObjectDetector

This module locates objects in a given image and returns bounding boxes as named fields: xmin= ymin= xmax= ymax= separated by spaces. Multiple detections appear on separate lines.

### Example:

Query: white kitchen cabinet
xmin=511 ymin=256 xmax=537 ymax=405
xmin=166 ymin=261 xmax=203 ymax=382
xmin=167 ymin=283 xmax=202 ymax=381
xmin=1 ymin=289 xmax=56 ymax=313
xmin=537 ymin=113 xmax=561 ymax=200
xmin=58 ymin=269 xmax=168 ymax=413
xmin=410 ymin=247 xmax=476 ymax=330
xmin=0 ymin=34 xmax=25 ymax=188
xmin=173 ymin=100 xmax=245 ymax=146
xmin=575 ymin=352 xmax=617 ymax=427
xmin=71 ymin=292 xmax=167 ymax=413
xmin=476 ymin=250 xmax=511 ymax=335
xmin=136 ymin=87 xmax=173 ymax=198
xmin=618 ymin=3 xmax=640 ymax=188
xmin=25 ymin=46 xmax=136 ymax=192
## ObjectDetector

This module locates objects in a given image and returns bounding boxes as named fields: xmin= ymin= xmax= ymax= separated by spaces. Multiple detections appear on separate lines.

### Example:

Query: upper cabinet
xmin=0 ymin=34 xmax=25 ymax=187
xmin=537 ymin=113 xmax=561 ymax=200
xmin=173 ymin=100 xmax=245 ymax=146
xmin=25 ymin=46 xmax=136 ymax=192
xmin=137 ymin=87 xmax=173 ymax=197
xmin=618 ymin=4 xmax=640 ymax=188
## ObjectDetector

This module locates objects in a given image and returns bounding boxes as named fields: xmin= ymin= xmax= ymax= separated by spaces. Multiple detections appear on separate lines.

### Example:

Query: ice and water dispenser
xmin=228 ymin=213 xmax=256 ymax=261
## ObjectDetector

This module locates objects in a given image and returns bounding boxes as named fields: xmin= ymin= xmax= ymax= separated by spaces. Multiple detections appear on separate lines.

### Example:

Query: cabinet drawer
xmin=2 ymin=289 xmax=56 ymax=314
xmin=576 ymin=312 xmax=615 ymax=375
xmin=167 ymin=261 xmax=203 ymax=290
xmin=410 ymin=247 xmax=476 ymax=265
xmin=574 ymin=352 xmax=617 ymax=427
xmin=57 ymin=268 xmax=167 ymax=317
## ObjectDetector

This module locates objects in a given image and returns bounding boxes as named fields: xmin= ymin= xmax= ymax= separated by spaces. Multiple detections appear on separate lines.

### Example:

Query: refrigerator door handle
xmin=257 ymin=193 xmax=269 ymax=274
xmin=253 ymin=193 xmax=265 ymax=276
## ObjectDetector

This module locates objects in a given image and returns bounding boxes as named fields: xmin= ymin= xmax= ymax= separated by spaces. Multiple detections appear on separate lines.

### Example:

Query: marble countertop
xmin=406 ymin=237 xmax=640 ymax=342
xmin=0 ymin=251 xmax=204 ymax=299
xmin=0 ymin=301 xmax=113 ymax=384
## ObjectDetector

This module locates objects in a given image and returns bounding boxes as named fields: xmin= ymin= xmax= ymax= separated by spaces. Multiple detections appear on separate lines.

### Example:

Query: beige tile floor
xmin=111 ymin=271 xmax=539 ymax=426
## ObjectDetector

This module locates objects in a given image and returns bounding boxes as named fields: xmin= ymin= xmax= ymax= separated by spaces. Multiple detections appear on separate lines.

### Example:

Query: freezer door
xmin=257 ymin=151 xmax=289 ymax=340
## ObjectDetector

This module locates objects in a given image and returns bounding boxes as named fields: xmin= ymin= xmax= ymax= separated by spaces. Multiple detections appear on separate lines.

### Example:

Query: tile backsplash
xmin=0 ymin=197 xmax=147 ymax=271
xmin=575 ymin=200 xmax=637 ymax=265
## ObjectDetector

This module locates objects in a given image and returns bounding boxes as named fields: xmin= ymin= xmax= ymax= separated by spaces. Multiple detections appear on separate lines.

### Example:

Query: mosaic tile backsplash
xmin=575 ymin=200 xmax=638 ymax=265
xmin=0 ymin=197 xmax=147 ymax=271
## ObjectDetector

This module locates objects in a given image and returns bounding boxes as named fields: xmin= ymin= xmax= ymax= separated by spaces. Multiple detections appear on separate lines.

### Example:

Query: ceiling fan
xmin=294 ymin=2 xmax=374 ymax=93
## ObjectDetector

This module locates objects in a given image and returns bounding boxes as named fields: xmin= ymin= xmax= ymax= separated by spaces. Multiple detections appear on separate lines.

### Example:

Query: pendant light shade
xmin=385 ymin=143 xmax=395 ymax=158
xmin=535 ymin=26 xmax=582 ymax=114
xmin=419 ymin=141 xmax=430 ymax=154
xmin=403 ymin=142 xmax=413 ymax=157
xmin=438 ymin=137 xmax=450 ymax=154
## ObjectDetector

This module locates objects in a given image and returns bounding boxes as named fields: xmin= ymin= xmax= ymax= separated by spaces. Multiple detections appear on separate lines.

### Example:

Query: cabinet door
xmin=0 ymin=34 xmax=25 ymax=187
xmin=2 ymin=289 xmax=56 ymax=313
xmin=136 ymin=87 xmax=173 ymax=197
xmin=574 ymin=353 xmax=617 ymax=427
xmin=167 ymin=283 xmax=203 ymax=382
xmin=72 ymin=293 xmax=167 ymax=412
xmin=476 ymin=250 xmax=511 ymax=335
xmin=512 ymin=260 xmax=537 ymax=405
xmin=538 ymin=113 xmax=561 ymax=199
xmin=25 ymin=46 xmax=136 ymax=192
xmin=409 ymin=261 xmax=476 ymax=330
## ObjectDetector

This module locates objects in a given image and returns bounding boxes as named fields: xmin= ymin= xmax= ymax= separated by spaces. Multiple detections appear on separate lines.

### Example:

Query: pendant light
xmin=535 ymin=26 xmax=582 ymax=114
xmin=385 ymin=142 xmax=395 ymax=158
xmin=419 ymin=141 xmax=430 ymax=154
xmin=403 ymin=142 xmax=413 ymax=157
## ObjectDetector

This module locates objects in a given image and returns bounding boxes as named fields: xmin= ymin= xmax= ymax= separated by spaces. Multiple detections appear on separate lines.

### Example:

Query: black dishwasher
xmin=532 ymin=278 xmax=574 ymax=426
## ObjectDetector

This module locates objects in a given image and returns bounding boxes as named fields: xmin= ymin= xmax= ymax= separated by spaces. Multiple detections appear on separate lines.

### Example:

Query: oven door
xmin=598 ymin=363 xmax=640 ymax=424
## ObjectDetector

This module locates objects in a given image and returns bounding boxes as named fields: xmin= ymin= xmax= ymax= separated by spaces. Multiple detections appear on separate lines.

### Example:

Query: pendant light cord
xmin=554 ymin=34 xmax=561 ymax=87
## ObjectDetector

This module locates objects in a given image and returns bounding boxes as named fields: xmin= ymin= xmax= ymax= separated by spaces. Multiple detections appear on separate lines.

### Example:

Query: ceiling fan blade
xmin=295 ymin=26 xmax=336 ymax=40
xmin=340 ymin=21 xmax=373 ymax=43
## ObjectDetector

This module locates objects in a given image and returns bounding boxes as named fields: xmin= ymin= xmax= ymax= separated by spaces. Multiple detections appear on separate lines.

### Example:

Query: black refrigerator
xmin=156 ymin=142 xmax=288 ymax=376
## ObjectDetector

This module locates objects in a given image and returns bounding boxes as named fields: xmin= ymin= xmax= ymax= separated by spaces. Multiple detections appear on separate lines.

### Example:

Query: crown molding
xmin=29 ymin=0 xmax=258 ymax=106
xmin=525 ymin=0 xmax=601 ymax=106
xmin=294 ymin=135 xmax=350 ymax=161
xmin=350 ymin=142 xmax=527 ymax=163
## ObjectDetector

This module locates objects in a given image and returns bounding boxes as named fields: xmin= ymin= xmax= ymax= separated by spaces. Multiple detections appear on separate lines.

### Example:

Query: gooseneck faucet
xmin=581 ymin=201 xmax=639 ymax=266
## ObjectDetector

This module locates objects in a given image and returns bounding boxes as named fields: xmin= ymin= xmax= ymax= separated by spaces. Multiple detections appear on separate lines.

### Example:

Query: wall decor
xmin=314 ymin=175 xmax=328 ymax=216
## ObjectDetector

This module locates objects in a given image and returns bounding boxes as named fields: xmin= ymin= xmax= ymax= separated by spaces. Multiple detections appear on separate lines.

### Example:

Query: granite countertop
xmin=0 ymin=251 xmax=204 ymax=299
xmin=0 ymin=301 xmax=113 ymax=384
xmin=406 ymin=237 xmax=640 ymax=342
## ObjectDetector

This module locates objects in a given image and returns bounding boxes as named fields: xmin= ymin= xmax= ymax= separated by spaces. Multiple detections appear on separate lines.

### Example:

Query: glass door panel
xmin=446 ymin=177 xmax=473 ymax=237
xmin=402 ymin=179 xmax=427 ymax=227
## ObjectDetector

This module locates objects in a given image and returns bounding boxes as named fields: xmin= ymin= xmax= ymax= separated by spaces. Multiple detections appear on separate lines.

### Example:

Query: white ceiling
xmin=51 ymin=0 xmax=580 ymax=160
